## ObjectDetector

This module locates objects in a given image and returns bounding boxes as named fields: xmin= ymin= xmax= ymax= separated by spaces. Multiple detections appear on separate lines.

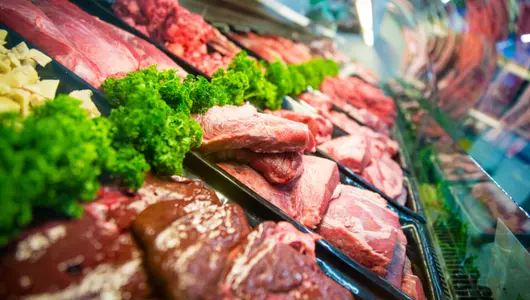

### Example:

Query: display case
xmin=0 ymin=0 xmax=528 ymax=299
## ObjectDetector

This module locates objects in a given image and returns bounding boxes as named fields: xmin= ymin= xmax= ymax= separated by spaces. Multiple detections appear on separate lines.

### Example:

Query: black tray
xmin=0 ymin=24 xmax=111 ymax=116
xmin=69 ymin=0 xmax=210 ymax=78
xmin=185 ymin=150 xmax=443 ymax=300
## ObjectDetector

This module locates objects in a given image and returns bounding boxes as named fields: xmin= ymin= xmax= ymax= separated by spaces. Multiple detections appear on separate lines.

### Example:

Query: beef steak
xmin=194 ymin=104 xmax=315 ymax=153
xmin=318 ymin=184 xmax=401 ymax=276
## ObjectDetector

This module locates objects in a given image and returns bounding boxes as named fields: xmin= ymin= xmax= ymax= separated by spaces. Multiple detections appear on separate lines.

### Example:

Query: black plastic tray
xmin=69 ymin=0 xmax=210 ymax=78
xmin=0 ymin=24 xmax=111 ymax=116
xmin=185 ymin=150 xmax=443 ymax=300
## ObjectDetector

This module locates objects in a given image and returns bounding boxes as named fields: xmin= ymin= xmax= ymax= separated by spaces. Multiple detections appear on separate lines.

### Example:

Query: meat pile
xmin=298 ymin=92 xmax=404 ymax=201
xmin=113 ymin=0 xmax=240 ymax=76
xmin=230 ymin=32 xmax=313 ymax=64
xmin=320 ymin=76 xmax=397 ymax=128
xmin=195 ymin=105 xmax=425 ymax=299
xmin=0 ymin=174 xmax=351 ymax=299
xmin=265 ymin=109 xmax=333 ymax=145
xmin=0 ymin=0 xmax=186 ymax=88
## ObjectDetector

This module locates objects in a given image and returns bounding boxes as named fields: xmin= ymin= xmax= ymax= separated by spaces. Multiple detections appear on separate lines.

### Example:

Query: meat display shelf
xmin=185 ymin=150 xmax=445 ymax=300
xmin=0 ymin=24 xmax=111 ymax=116
xmin=70 ymin=0 xmax=211 ymax=78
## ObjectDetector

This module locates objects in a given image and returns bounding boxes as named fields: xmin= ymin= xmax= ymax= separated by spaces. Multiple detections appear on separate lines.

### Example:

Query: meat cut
xmin=219 ymin=155 xmax=340 ymax=229
xmin=266 ymin=109 xmax=333 ymax=145
xmin=218 ymin=162 xmax=296 ymax=217
xmin=113 ymin=0 xmax=238 ymax=76
xmin=0 ymin=0 xmax=104 ymax=87
xmin=361 ymin=155 xmax=404 ymax=199
xmin=194 ymin=104 xmax=315 ymax=153
xmin=211 ymin=149 xmax=304 ymax=185
xmin=133 ymin=203 xmax=250 ymax=299
xmin=318 ymin=184 xmax=401 ymax=276
xmin=320 ymin=134 xmax=372 ymax=173
xmin=221 ymin=222 xmax=352 ymax=300
xmin=0 ymin=0 xmax=186 ymax=88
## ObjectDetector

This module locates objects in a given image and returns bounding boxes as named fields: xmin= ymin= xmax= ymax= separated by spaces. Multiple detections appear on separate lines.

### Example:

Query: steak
xmin=194 ymin=104 xmax=315 ymax=153
xmin=361 ymin=155 xmax=404 ymax=199
xmin=219 ymin=155 xmax=339 ymax=229
xmin=133 ymin=203 xmax=250 ymax=300
xmin=317 ymin=184 xmax=401 ymax=276
xmin=319 ymin=134 xmax=372 ymax=173
xmin=292 ymin=156 xmax=340 ymax=229
xmin=265 ymin=109 xmax=333 ymax=145
xmin=0 ymin=0 xmax=103 ymax=87
xmin=402 ymin=258 xmax=427 ymax=300
xmin=0 ymin=209 xmax=150 ymax=299
xmin=218 ymin=162 xmax=297 ymax=218
xmin=220 ymin=222 xmax=353 ymax=300
xmin=211 ymin=149 xmax=304 ymax=185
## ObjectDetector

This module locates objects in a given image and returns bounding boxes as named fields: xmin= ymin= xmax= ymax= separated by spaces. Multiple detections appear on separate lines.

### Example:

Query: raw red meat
xmin=108 ymin=23 xmax=187 ymax=74
xmin=361 ymin=156 xmax=404 ymax=199
xmin=113 ymin=0 xmax=237 ymax=75
xmin=292 ymin=156 xmax=340 ymax=229
xmin=0 ymin=0 xmax=104 ymax=87
xmin=221 ymin=222 xmax=353 ymax=300
xmin=218 ymin=162 xmax=297 ymax=218
xmin=34 ymin=0 xmax=140 ymax=80
xmin=194 ymin=104 xmax=315 ymax=153
xmin=402 ymin=258 xmax=427 ymax=300
xmin=321 ymin=77 xmax=396 ymax=126
xmin=133 ymin=203 xmax=250 ymax=299
xmin=266 ymin=109 xmax=333 ymax=145
xmin=299 ymin=91 xmax=333 ymax=113
xmin=320 ymin=134 xmax=372 ymax=173
xmin=218 ymin=155 xmax=339 ymax=229
xmin=318 ymin=184 xmax=401 ymax=276
xmin=230 ymin=32 xmax=313 ymax=64
xmin=212 ymin=149 xmax=303 ymax=185
xmin=0 ymin=202 xmax=150 ymax=299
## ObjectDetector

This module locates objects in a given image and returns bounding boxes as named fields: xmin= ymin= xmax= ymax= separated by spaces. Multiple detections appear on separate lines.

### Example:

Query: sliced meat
xmin=212 ymin=149 xmax=303 ymax=185
xmin=299 ymin=92 xmax=333 ymax=113
xmin=220 ymin=221 xmax=353 ymax=300
xmin=361 ymin=156 xmax=404 ymax=199
xmin=0 ymin=0 xmax=103 ymax=86
xmin=318 ymin=184 xmax=401 ymax=276
xmin=218 ymin=162 xmax=297 ymax=218
xmin=133 ymin=203 xmax=250 ymax=300
xmin=194 ymin=104 xmax=315 ymax=153
xmin=266 ymin=109 xmax=333 ymax=145
xmin=292 ymin=156 xmax=340 ymax=229
xmin=319 ymin=134 xmax=372 ymax=173
xmin=402 ymin=258 xmax=427 ymax=300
